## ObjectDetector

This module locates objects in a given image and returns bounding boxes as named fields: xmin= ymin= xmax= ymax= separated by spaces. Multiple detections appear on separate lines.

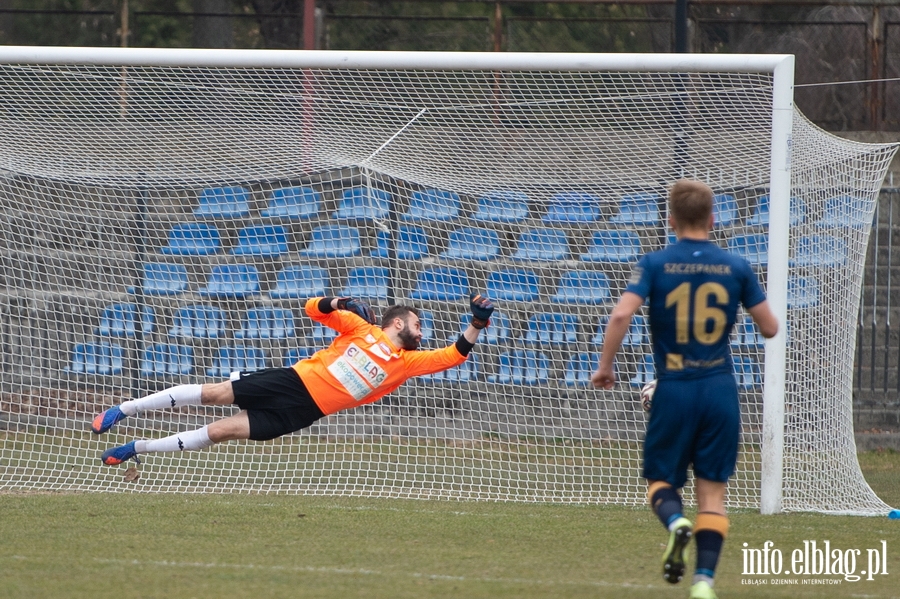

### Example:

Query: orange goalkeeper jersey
xmin=291 ymin=298 xmax=468 ymax=416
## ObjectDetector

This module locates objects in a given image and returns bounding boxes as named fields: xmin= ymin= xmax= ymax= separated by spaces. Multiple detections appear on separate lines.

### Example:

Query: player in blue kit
xmin=591 ymin=179 xmax=778 ymax=599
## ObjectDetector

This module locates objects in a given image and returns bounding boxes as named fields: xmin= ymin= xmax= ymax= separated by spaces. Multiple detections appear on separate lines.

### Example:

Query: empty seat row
xmin=94 ymin=303 xmax=299 ymax=341
xmin=87 ymin=300 xmax=772 ymax=356
xmin=159 ymin=219 xmax=849 ymax=273
xmin=66 ymin=340 xmax=763 ymax=390
xmin=193 ymin=184 xmax=657 ymax=225
xmin=134 ymin=263 xmax=617 ymax=304
xmin=673 ymin=232 xmax=846 ymax=270
xmin=407 ymin=267 xmax=612 ymax=304
xmin=158 ymin=222 xmax=644 ymax=262
xmin=720 ymin=232 xmax=848 ymax=270
xmin=748 ymin=194 xmax=875 ymax=229
xmin=135 ymin=260 xmax=827 ymax=309
xmin=195 ymin=183 xmax=869 ymax=231
xmin=66 ymin=342 xmax=266 ymax=377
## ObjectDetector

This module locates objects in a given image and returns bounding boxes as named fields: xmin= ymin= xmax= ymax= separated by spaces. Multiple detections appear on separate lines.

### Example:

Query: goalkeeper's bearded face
xmin=396 ymin=317 xmax=422 ymax=350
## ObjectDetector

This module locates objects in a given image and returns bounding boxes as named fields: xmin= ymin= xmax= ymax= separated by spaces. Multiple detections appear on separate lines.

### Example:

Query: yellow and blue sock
xmin=648 ymin=481 xmax=684 ymax=530
xmin=693 ymin=512 xmax=729 ymax=585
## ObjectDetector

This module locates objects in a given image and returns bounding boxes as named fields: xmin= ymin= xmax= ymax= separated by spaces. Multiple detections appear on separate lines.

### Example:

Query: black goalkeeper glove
xmin=336 ymin=297 xmax=376 ymax=324
xmin=469 ymin=293 xmax=494 ymax=330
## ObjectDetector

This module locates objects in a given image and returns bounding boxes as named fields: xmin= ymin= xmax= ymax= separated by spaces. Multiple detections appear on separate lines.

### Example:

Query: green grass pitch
xmin=0 ymin=450 xmax=898 ymax=599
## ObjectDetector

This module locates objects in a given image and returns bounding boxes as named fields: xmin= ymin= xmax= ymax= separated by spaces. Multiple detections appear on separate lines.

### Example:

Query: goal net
xmin=0 ymin=49 xmax=895 ymax=515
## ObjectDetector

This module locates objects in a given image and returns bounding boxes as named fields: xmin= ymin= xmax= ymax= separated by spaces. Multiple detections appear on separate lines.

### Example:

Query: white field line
xmin=92 ymin=557 xmax=660 ymax=590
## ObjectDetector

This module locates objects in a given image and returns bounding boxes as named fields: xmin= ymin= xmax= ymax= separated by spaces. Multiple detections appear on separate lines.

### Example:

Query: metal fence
xmin=855 ymin=186 xmax=900 ymax=428
xmin=0 ymin=2 xmax=899 ymax=131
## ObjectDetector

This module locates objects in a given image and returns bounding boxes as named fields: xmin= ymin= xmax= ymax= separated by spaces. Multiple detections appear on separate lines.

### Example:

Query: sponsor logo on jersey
xmin=369 ymin=342 xmax=392 ymax=361
xmin=666 ymin=353 xmax=684 ymax=370
xmin=326 ymin=342 xmax=388 ymax=401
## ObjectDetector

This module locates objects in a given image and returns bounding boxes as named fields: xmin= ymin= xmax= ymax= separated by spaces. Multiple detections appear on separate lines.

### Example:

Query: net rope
xmin=0 ymin=62 xmax=895 ymax=514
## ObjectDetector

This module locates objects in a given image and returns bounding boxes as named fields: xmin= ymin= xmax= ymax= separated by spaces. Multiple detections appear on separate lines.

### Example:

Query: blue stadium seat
xmin=371 ymin=226 xmax=429 ymax=260
xmin=261 ymin=186 xmax=320 ymax=220
xmin=524 ymin=312 xmax=579 ymax=345
xmin=230 ymin=225 xmax=288 ymax=257
xmin=198 ymin=264 xmax=260 ymax=299
xmin=491 ymin=350 xmax=550 ymax=385
xmin=714 ymin=193 xmax=739 ymax=227
xmin=550 ymin=270 xmax=611 ymax=304
xmin=731 ymin=315 xmax=764 ymax=350
xmin=816 ymin=195 xmax=870 ymax=229
xmin=308 ymin=321 xmax=338 ymax=346
xmin=135 ymin=262 xmax=188 ymax=296
xmin=96 ymin=303 xmax=155 ymax=338
xmin=66 ymin=342 xmax=124 ymax=376
xmin=580 ymin=230 xmax=641 ymax=263
xmin=542 ymin=191 xmax=602 ymax=224
xmin=511 ymin=228 xmax=568 ymax=261
xmin=472 ymin=190 xmax=529 ymax=224
xmin=629 ymin=354 xmax=656 ymax=387
xmin=282 ymin=346 xmax=316 ymax=367
xmin=333 ymin=186 xmax=391 ymax=220
xmin=787 ymin=276 xmax=820 ymax=309
xmin=453 ymin=311 xmax=511 ymax=345
xmin=206 ymin=345 xmax=267 ymax=378
xmin=160 ymin=222 xmax=221 ymax=256
xmin=592 ymin=314 xmax=648 ymax=347
xmin=734 ymin=356 xmax=762 ymax=390
xmin=789 ymin=234 xmax=848 ymax=268
xmin=270 ymin=265 xmax=329 ymax=299
xmin=299 ymin=224 xmax=361 ymax=259
xmin=727 ymin=233 xmax=768 ymax=268
xmin=168 ymin=304 xmax=227 ymax=339
xmin=486 ymin=268 xmax=540 ymax=302
xmin=440 ymin=227 xmax=501 ymax=261
xmin=402 ymin=188 xmax=461 ymax=222
xmin=193 ymin=186 xmax=251 ymax=218
xmin=340 ymin=266 xmax=390 ymax=301
xmin=746 ymin=194 xmax=806 ymax=227
xmin=610 ymin=192 xmax=661 ymax=226
xmin=420 ymin=353 xmax=479 ymax=384
xmin=417 ymin=309 xmax=434 ymax=346
xmin=409 ymin=267 xmax=469 ymax=301
xmin=236 ymin=307 xmax=296 ymax=340
xmin=564 ymin=352 xmax=600 ymax=386
xmin=140 ymin=343 xmax=194 ymax=376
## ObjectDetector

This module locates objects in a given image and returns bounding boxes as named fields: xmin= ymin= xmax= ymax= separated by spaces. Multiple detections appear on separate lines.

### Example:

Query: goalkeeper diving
xmin=93 ymin=294 xmax=495 ymax=464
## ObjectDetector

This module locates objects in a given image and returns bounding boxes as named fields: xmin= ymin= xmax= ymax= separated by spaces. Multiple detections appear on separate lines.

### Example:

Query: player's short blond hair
xmin=669 ymin=179 xmax=714 ymax=229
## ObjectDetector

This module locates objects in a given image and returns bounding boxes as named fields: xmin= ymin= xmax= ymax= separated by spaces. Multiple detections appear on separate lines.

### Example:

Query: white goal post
xmin=0 ymin=47 xmax=895 ymax=515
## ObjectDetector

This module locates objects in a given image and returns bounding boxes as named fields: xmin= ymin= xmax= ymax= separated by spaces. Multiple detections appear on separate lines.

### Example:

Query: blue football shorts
xmin=642 ymin=372 xmax=741 ymax=488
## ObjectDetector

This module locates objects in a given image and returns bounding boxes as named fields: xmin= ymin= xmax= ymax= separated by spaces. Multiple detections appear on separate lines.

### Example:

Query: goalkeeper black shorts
xmin=231 ymin=367 xmax=325 ymax=441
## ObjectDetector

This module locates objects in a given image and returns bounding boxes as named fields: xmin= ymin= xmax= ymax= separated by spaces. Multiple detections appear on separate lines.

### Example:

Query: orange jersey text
xmin=292 ymin=298 xmax=468 ymax=415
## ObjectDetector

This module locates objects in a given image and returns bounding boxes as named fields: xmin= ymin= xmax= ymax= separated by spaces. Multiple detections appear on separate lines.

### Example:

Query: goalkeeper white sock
xmin=119 ymin=384 xmax=203 ymax=416
xmin=135 ymin=426 xmax=213 ymax=454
